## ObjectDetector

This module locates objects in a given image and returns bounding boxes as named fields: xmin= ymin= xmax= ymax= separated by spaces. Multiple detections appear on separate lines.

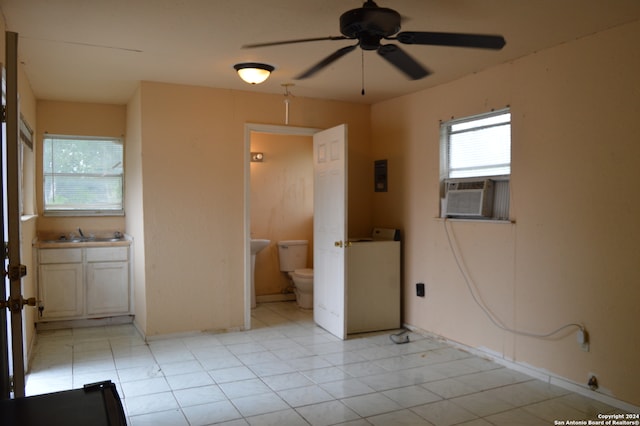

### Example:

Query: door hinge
xmin=8 ymin=264 xmax=27 ymax=280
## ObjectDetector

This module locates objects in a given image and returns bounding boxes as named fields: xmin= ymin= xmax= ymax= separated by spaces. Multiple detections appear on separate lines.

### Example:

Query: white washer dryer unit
xmin=347 ymin=228 xmax=401 ymax=334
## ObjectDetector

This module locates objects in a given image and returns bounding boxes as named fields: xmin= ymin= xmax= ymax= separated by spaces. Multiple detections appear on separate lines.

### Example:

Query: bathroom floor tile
xmin=182 ymin=400 xmax=242 ymax=426
xmin=245 ymin=408 xmax=309 ymax=426
xmin=382 ymin=385 xmax=442 ymax=408
xmin=165 ymin=371 xmax=215 ymax=390
xmin=320 ymin=378 xmax=376 ymax=399
xmin=277 ymin=384 xmax=334 ymax=407
xmin=173 ymin=384 xmax=228 ymax=407
xmin=341 ymin=392 xmax=404 ymax=417
xmin=125 ymin=391 xmax=179 ymax=416
xmin=296 ymin=400 xmax=361 ymax=426
xmin=230 ymin=392 xmax=290 ymax=417
xmin=219 ymin=378 xmax=272 ymax=399
xmin=128 ymin=408 xmax=189 ymax=426
xmin=410 ymin=399 xmax=478 ymax=425
xmin=367 ymin=408 xmax=435 ymax=425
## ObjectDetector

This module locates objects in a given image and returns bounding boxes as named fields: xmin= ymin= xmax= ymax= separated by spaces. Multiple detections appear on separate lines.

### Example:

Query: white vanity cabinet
xmin=37 ymin=243 xmax=132 ymax=321
xmin=86 ymin=247 xmax=130 ymax=315
xmin=38 ymin=248 xmax=84 ymax=319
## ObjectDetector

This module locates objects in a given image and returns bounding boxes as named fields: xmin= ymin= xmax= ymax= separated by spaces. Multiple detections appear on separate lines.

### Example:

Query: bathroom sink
xmin=250 ymin=239 xmax=270 ymax=254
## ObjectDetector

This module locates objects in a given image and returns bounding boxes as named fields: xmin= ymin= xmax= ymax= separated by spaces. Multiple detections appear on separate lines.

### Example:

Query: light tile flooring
xmin=26 ymin=302 xmax=624 ymax=425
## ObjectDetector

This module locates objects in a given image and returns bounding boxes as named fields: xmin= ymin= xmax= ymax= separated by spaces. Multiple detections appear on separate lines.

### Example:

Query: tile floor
xmin=26 ymin=302 xmax=626 ymax=425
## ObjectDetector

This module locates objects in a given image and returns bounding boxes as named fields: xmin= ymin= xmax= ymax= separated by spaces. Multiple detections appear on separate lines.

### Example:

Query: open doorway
xmin=249 ymin=133 xmax=313 ymax=304
xmin=243 ymin=124 xmax=319 ymax=330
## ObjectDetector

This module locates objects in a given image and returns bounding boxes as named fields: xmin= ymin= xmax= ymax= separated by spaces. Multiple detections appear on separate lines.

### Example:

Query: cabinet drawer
xmin=39 ymin=248 xmax=82 ymax=264
xmin=86 ymin=247 xmax=128 ymax=262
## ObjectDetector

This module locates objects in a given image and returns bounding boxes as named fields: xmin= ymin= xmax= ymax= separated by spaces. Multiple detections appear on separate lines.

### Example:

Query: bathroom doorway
xmin=243 ymin=124 xmax=319 ymax=330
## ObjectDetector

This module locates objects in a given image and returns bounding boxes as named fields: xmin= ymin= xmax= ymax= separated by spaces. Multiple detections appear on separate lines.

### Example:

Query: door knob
xmin=334 ymin=241 xmax=343 ymax=248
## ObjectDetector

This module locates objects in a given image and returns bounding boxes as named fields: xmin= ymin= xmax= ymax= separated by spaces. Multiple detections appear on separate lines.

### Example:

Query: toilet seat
xmin=293 ymin=268 xmax=313 ymax=278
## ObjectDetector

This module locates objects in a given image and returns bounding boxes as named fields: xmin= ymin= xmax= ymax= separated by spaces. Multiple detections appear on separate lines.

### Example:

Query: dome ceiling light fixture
xmin=233 ymin=62 xmax=275 ymax=84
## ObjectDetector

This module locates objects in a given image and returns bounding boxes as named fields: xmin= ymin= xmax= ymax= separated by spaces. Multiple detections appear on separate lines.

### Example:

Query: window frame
xmin=42 ymin=134 xmax=125 ymax=217
xmin=440 ymin=108 xmax=512 ymax=221
xmin=440 ymin=108 xmax=511 ymax=181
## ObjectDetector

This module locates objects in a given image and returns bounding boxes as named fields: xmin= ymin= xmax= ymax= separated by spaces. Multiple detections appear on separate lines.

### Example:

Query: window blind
xmin=447 ymin=111 xmax=511 ymax=178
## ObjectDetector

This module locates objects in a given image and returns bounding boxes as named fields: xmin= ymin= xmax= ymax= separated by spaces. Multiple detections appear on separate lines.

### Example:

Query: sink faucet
xmin=78 ymin=228 xmax=85 ymax=238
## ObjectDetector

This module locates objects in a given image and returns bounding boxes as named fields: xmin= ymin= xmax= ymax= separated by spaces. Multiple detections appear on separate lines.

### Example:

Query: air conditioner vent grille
xmin=447 ymin=180 xmax=488 ymax=191
xmin=445 ymin=178 xmax=494 ymax=218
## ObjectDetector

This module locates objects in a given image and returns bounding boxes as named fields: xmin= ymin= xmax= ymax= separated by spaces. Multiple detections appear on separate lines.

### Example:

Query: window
xmin=441 ymin=109 xmax=511 ymax=220
xmin=43 ymin=135 xmax=124 ymax=216
xmin=443 ymin=109 xmax=511 ymax=179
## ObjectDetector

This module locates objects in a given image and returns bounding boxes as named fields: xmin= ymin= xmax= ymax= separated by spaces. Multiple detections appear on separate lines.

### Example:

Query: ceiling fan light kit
xmin=234 ymin=62 xmax=275 ymax=84
xmin=243 ymin=0 xmax=506 ymax=82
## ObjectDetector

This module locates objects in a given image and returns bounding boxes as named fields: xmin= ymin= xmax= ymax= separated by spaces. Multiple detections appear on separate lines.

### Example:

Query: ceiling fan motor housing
xmin=340 ymin=6 xmax=401 ymax=50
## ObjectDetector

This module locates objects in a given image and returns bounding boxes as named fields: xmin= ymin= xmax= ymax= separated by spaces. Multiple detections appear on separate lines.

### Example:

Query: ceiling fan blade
xmin=394 ymin=31 xmax=506 ymax=50
xmin=243 ymin=36 xmax=349 ymax=49
xmin=295 ymin=44 xmax=358 ymax=79
xmin=377 ymin=44 xmax=430 ymax=80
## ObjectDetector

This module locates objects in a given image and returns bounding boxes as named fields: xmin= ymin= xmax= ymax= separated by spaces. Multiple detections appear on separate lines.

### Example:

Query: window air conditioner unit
xmin=445 ymin=179 xmax=494 ymax=218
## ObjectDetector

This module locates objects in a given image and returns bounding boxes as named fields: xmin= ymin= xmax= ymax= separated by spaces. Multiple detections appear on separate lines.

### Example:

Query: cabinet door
xmin=86 ymin=262 xmax=129 ymax=315
xmin=39 ymin=263 xmax=84 ymax=319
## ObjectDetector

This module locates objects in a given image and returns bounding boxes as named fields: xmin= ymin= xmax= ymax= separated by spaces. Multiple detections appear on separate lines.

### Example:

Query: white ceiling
xmin=1 ymin=0 xmax=640 ymax=105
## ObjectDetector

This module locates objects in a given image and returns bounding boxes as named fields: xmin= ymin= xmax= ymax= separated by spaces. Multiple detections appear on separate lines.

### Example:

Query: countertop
xmin=34 ymin=236 xmax=132 ymax=249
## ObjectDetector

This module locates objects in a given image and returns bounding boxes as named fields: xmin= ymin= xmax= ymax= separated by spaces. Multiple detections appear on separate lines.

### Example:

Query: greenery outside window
xmin=43 ymin=135 xmax=124 ymax=216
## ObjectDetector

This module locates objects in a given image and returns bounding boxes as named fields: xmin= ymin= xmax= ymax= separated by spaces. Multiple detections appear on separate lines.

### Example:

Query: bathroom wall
xmin=371 ymin=19 xmax=640 ymax=406
xmin=250 ymin=133 xmax=313 ymax=298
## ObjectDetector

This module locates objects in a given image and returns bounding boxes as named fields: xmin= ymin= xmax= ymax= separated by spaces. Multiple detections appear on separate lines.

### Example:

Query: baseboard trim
xmin=35 ymin=315 xmax=134 ymax=331
xmin=403 ymin=323 xmax=639 ymax=413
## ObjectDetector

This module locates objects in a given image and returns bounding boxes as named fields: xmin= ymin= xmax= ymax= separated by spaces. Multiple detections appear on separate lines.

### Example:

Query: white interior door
xmin=313 ymin=124 xmax=347 ymax=339
xmin=1 ymin=63 xmax=11 ymax=398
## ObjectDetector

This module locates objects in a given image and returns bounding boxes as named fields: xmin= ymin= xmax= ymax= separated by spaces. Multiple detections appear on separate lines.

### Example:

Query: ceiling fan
xmin=243 ymin=0 xmax=506 ymax=81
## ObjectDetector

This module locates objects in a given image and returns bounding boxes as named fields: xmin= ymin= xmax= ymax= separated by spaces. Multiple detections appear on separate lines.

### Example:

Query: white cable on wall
xmin=443 ymin=219 xmax=584 ymax=338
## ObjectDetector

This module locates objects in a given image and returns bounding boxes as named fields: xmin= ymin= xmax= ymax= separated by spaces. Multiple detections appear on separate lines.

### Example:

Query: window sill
xmin=434 ymin=217 xmax=515 ymax=225
xmin=21 ymin=214 xmax=38 ymax=223
xmin=43 ymin=211 xmax=125 ymax=217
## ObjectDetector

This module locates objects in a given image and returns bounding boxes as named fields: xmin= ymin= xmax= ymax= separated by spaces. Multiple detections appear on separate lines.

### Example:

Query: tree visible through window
xmin=43 ymin=135 xmax=124 ymax=215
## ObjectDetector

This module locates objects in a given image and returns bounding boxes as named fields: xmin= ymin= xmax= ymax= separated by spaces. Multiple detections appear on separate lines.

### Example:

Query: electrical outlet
xmin=577 ymin=328 xmax=590 ymax=352
xmin=588 ymin=374 xmax=598 ymax=390
xmin=416 ymin=283 xmax=425 ymax=297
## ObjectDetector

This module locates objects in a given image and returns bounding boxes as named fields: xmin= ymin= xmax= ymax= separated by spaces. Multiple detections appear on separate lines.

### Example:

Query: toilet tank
xmin=277 ymin=240 xmax=308 ymax=272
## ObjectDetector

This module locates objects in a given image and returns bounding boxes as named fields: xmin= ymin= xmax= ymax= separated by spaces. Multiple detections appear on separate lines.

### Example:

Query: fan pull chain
xmin=361 ymin=50 xmax=365 ymax=96
xmin=282 ymin=83 xmax=294 ymax=125
xmin=360 ymin=49 xmax=364 ymax=96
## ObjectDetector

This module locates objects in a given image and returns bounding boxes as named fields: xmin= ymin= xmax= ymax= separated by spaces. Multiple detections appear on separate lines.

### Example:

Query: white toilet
xmin=277 ymin=240 xmax=314 ymax=309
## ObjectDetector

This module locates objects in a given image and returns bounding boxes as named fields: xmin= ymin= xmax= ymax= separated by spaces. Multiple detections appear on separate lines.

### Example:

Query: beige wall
xmin=371 ymin=20 xmax=640 ymax=406
xmin=135 ymin=82 xmax=371 ymax=337
xmin=35 ymin=101 xmax=127 ymax=236
xmin=250 ymin=133 xmax=314 ymax=296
